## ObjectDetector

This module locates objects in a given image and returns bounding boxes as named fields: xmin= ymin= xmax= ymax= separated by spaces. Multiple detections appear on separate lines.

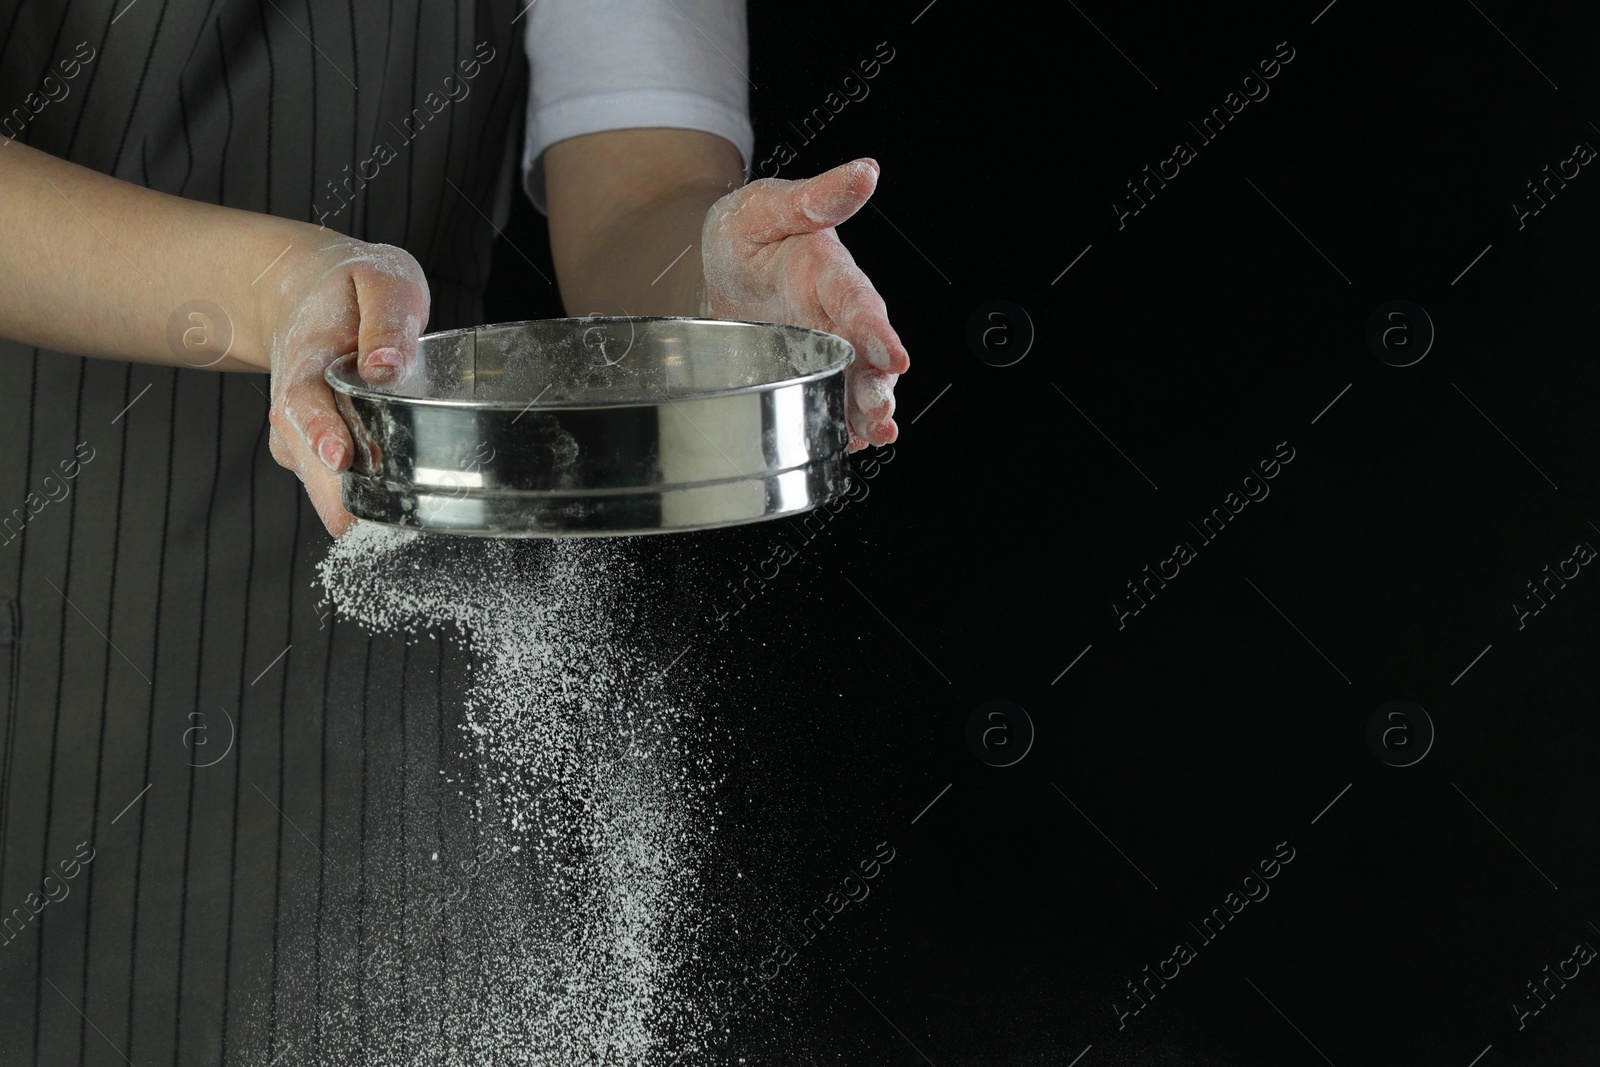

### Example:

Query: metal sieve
xmin=325 ymin=317 xmax=854 ymax=537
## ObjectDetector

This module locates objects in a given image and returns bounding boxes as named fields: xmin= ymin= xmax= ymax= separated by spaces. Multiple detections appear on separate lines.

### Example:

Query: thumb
xmin=745 ymin=158 xmax=880 ymax=243
xmin=351 ymin=247 xmax=430 ymax=385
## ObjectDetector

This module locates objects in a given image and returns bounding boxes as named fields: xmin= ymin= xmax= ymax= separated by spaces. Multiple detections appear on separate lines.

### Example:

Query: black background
xmin=486 ymin=2 xmax=1600 ymax=1064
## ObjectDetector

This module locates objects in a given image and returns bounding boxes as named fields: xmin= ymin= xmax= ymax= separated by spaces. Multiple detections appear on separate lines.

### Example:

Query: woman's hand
xmin=262 ymin=237 xmax=431 ymax=536
xmin=700 ymin=159 xmax=911 ymax=452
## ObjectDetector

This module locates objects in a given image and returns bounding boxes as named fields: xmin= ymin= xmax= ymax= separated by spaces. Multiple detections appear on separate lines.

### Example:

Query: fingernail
xmin=364 ymin=346 xmax=403 ymax=382
xmin=858 ymin=158 xmax=879 ymax=177
xmin=318 ymin=436 xmax=346 ymax=472
xmin=864 ymin=336 xmax=892 ymax=371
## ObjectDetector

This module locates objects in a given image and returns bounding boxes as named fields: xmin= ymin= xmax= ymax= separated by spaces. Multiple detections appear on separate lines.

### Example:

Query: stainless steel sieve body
xmin=325 ymin=317 xmax=854 ymax=537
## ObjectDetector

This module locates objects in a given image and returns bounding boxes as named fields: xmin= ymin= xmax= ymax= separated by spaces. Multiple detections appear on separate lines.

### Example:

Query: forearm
xmin=550 ymin=185 xmax=722 ymax=317
xmin=0 ymin=139 xmax=318 ymax=371
xmin=544 ymin=129 xmax=745 ymax=319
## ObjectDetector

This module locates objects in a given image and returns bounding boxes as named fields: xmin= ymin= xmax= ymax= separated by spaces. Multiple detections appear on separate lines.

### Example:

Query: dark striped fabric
xmin=0 ymin=2 xmax=524 ymax=1062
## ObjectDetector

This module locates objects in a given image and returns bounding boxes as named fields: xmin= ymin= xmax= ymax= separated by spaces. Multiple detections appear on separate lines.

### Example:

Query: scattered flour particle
xmin=307 ymin=521 xmax=734 ymax=1065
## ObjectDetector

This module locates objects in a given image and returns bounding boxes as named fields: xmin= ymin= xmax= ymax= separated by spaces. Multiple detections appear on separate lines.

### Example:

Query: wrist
xmin=239 ymin=219 xmax=346 ymax=373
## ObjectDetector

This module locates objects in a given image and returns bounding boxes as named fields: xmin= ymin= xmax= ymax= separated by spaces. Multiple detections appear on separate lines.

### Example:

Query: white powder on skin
xmin=311 ymin=522 xmax=729 ymax=1064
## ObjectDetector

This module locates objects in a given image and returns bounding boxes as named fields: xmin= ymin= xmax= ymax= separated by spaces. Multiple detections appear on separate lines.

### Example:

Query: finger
xmin=816 ymin=260 xmax=911 ymax=374
xmin=352 ymin=252 xmax=430 ymax=385
xmin=267 ymin=422 xmax=300 ymax=481
xmin=846 ymin=368 xmax=899 ymax=449
xmin=287 ymin=434 xmax=357 ymax=536
xmin=306 ymin=470 xmax=357 ymax=537
xmin=872 ymin=416 xmax=899 ymax=447
xmin=795 ymin=158 xmax=879 ymax=230
xmin=282 ymin=375 xmax=355 ymax=474
xmin=269 ymin=417 xmax=356 ymax=536
xmin=845 ymin=387 xmax=869 ymax=453
xmin=853 ymin=368 xmax=898 ymax=424
xmin=739 ymin=159 xmax=880 ymax=244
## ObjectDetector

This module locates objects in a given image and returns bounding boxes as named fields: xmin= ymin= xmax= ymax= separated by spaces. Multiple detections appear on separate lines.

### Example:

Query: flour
xmin=852 ymin=370 xmax=897 ymax=420
xmin=313 ymin=522 xmax=729 ymax=1065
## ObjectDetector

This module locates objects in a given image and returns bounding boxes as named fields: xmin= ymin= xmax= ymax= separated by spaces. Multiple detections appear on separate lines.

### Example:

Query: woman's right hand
xmin=261 ymin=237 xmax=431 ymax=537
xmin=0 ymin=142 xmax=428 ymax=538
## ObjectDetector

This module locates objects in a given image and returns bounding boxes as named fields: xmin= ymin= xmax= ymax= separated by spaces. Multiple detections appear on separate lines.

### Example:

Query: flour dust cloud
xmin=307 ymin=522 xmax=733 ymax=1065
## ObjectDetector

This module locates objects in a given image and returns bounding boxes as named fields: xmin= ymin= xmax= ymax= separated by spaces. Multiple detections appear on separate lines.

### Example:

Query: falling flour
xmin=312 ymin=522 xmax=730 ymax=1065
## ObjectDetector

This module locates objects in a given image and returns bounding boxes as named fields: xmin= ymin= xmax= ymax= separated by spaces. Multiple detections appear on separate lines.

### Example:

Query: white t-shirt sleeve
xmin=522 ymin=0 xmax=755 ymax=213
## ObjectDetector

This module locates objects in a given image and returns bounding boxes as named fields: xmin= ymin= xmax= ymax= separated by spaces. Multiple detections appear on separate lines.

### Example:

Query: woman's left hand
xmin=700 ymin=158 xmax=911 ymax=452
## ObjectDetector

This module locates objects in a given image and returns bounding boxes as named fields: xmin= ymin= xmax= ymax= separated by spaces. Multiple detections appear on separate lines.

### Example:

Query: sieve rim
xmin=324 ymin=316 xmax=855 ymax=412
